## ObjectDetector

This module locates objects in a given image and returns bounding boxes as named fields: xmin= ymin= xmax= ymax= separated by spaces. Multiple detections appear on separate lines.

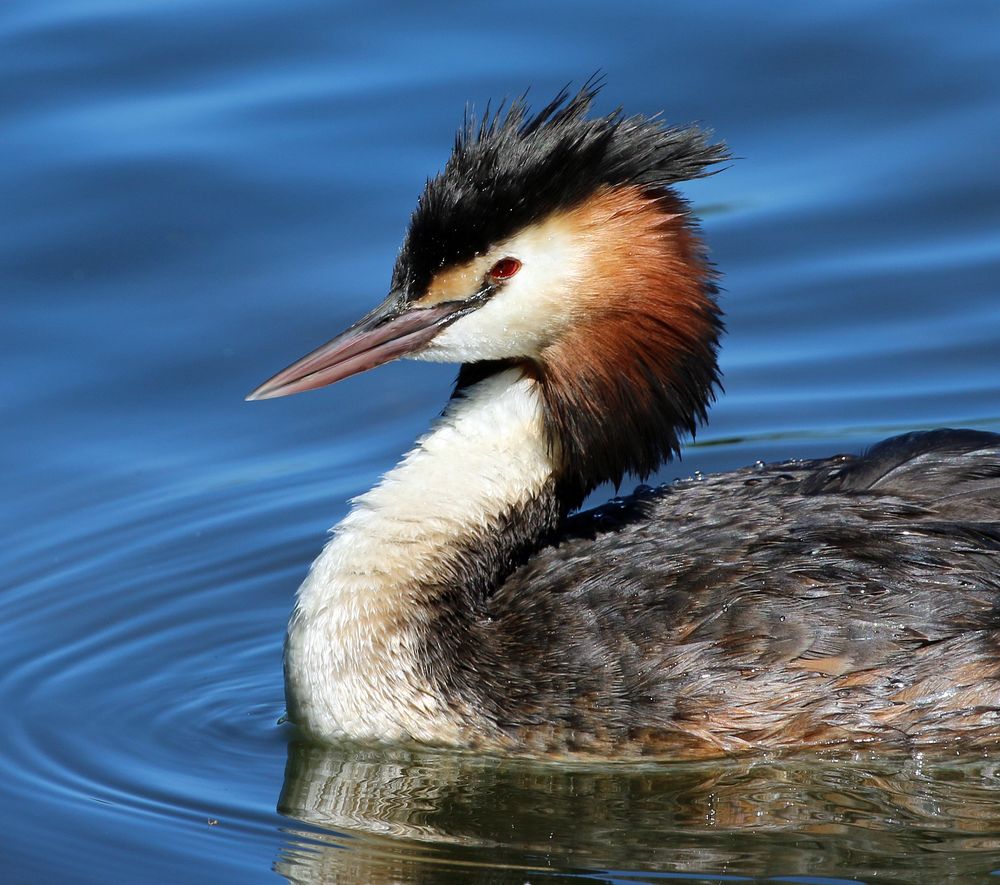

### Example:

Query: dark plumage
xmin=419 ymin=429 xmax=1000 ymax=756
xmin=393 ymin=81 xmax=729 ymax=298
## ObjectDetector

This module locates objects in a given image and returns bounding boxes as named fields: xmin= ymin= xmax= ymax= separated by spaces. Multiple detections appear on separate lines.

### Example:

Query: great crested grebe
xmin=249 ymin=85 xmax=1000 ymax=758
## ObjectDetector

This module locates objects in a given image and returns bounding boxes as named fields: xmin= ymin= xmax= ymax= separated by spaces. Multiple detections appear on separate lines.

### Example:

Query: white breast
xmin=284 ymin=368 xmax=556 ymax=744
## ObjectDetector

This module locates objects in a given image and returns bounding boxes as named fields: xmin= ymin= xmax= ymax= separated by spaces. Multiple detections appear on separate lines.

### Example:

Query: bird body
xmin=251 ymin=85 xmax=1000 ymax=758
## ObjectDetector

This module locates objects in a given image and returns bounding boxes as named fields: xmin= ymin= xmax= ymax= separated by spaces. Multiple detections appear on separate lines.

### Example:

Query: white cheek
xmin=413 ymin=224 xmax=586 ymax=363
xmin=414 ymin=287 xmax=558 ymax=362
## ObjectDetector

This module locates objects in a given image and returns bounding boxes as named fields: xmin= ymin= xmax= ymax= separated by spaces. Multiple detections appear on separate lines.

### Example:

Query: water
xmin=2 ymin=0 xmax=999 ymax=881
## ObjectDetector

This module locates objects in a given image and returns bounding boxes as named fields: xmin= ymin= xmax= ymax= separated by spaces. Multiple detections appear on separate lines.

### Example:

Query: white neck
xmin=284 ymin=368 xmax=558 ymax=744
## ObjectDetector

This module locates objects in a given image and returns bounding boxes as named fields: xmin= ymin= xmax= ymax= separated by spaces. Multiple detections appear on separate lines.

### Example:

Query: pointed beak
xmin=246 ymin=292 xmax=460 ymax=401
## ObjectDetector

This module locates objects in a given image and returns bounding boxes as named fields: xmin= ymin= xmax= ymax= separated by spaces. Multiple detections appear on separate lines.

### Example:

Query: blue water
xmin=3 ymin=1 xmax=999 ymax=882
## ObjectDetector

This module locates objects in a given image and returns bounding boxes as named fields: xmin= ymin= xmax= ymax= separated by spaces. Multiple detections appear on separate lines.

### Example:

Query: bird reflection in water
xmin=276 ymin=741 xmax=1000 ymax=883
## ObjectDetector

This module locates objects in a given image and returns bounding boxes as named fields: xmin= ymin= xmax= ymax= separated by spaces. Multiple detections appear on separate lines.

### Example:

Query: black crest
xmin=392 ymin=80 xmax=729 ymax=297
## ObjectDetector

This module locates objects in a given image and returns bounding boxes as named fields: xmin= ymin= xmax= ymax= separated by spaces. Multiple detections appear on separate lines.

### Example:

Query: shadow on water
xmin=276 ymin=741 xmax=1000 ymax=883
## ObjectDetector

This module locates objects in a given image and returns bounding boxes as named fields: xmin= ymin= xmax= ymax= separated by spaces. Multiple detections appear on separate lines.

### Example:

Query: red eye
xmin=489 ymin=257 xmax=521 ymax=281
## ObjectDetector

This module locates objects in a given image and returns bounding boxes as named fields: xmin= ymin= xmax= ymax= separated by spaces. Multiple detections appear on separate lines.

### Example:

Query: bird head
xmin=249 ymin=82 xmax=728 ymax=500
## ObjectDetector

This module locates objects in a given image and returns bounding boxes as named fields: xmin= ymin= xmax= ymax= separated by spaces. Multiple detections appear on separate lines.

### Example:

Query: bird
xmin=248 ymin=83 xmax=1000 ymax=759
